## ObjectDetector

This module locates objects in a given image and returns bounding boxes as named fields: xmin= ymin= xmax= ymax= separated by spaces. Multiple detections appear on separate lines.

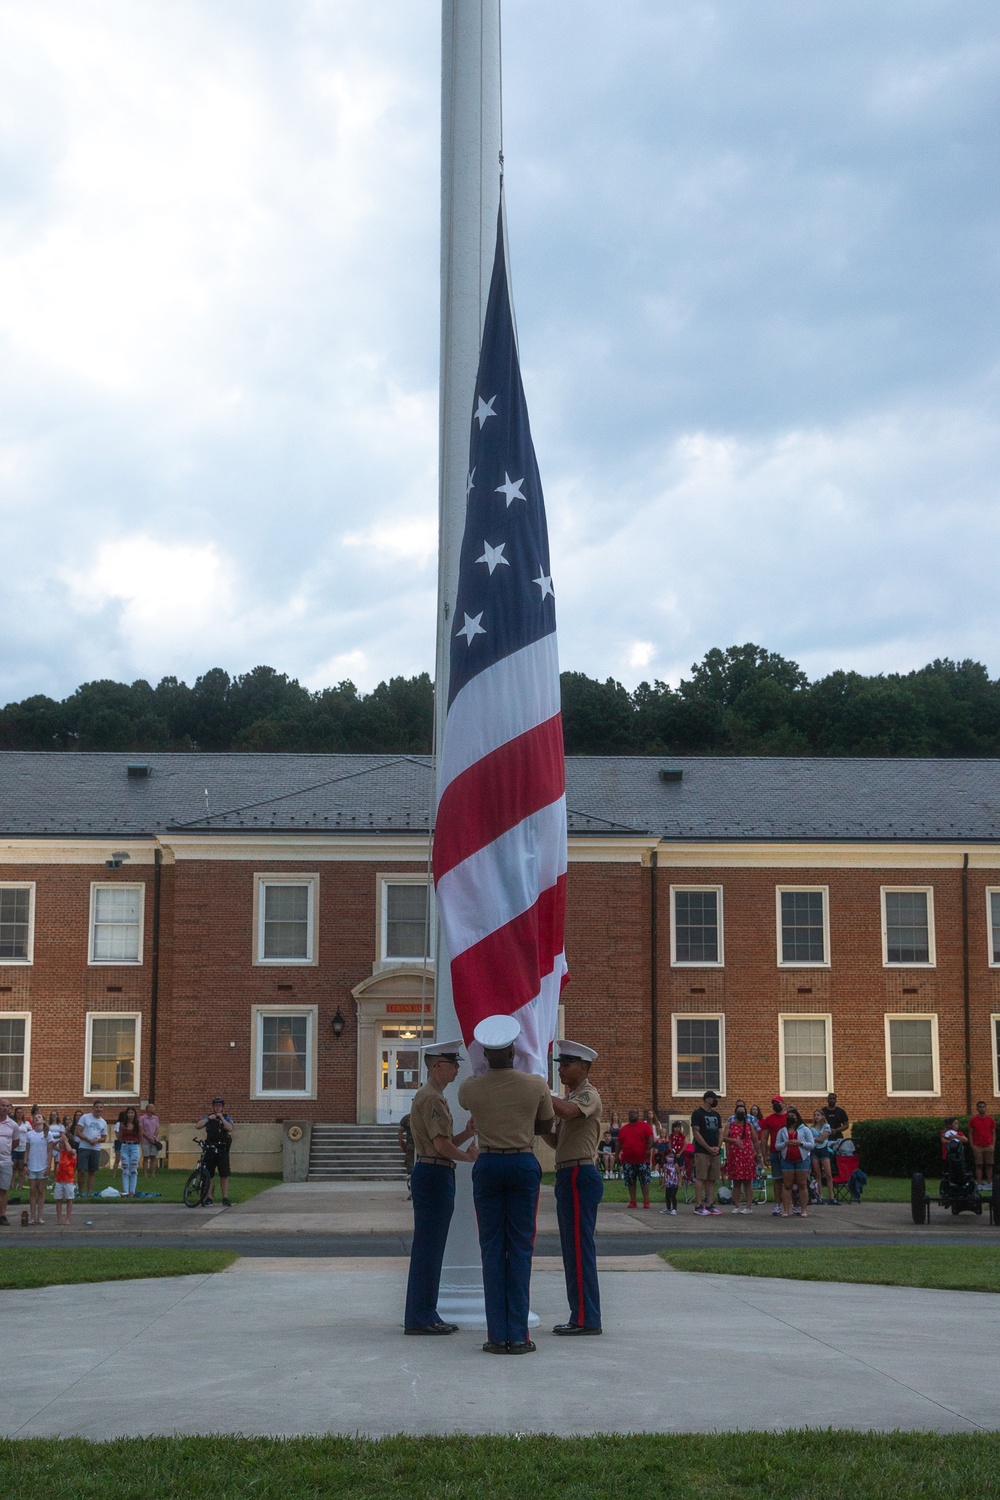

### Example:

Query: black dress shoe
xmin=507 ymin=1340 xmax=537 ymax=1354
xmin=405 ymin=1322 xmax=458 ymax=1335
xmin=482 ymin=1340 xmax=509 ymax=1354
xmin=552 ymin=1323 xmax=603 ymax=1336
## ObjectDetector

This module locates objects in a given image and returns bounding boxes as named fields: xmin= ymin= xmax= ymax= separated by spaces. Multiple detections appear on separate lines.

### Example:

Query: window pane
xmin=385 ymin=884 xmax=429 ymax=960
xmin=89 ymin=1017 xmax=136 ymax=1092
xmin=0 ymin=1017 xmax=25 ymax=1092
xmin=991 ymin=894 xmax=1000 ymax=964
xmin=780 ymin=891 xmax=825 ymax=963
xmin=889 ymin=1018 xmax=934 ymax=1092
xmin=782 ymin=1018 xmax=828 ymax=1092
xmin=261 ymin=1014 xmax=309 ymax=1092
xmin=93 ymin=887 xmax=141 ymax=962
xmin=0 ymin=890 xmax=30 ymax=961
xmin=674 ymin=890 xmax=719 ymax=964
xmin=263 ymin=884 xmax=310 ymax=960
xmin=675 ymin=1018 xmax=721 ymax=1091
xmin=885 ymin=891 xmax=929 ymax=964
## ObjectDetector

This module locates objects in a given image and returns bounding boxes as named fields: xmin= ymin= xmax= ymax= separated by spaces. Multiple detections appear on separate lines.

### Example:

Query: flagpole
xmin=433 ymin=0 xmax=502 ymax=1330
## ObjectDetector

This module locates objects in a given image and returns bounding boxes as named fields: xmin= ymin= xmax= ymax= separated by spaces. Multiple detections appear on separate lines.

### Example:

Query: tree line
xmin=2 ymin=645 xmax=1000 ymax=758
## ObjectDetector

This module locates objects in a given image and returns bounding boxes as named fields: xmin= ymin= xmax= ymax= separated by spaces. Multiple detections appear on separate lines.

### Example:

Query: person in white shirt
xmin=0 ymin=1099 xmax=20 ymax=1227
xmin=775 ymin=1109 xmax=815 ymax=1219
xmin=76 ymin=1104 xmax=108 ymax=1197
xmin=24 ymin=1111 xmax=51 ymax=1224
xmin=46 ymin=1110 xmax=64 ymax=1180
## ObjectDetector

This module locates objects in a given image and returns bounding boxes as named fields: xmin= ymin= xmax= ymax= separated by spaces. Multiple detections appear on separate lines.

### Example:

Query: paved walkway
xmin=0 ymin=1261 xmax=996 ymax=1437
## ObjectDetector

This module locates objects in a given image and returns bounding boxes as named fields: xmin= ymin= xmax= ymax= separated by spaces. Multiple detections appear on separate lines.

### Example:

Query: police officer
xmin=403 ymin=1038 xmax=478 ymax=1335
xmin=459 ymin=1014 xmax=555 ymax=1355
xmin=542 ymin=1039 xmax=603 ymax=1335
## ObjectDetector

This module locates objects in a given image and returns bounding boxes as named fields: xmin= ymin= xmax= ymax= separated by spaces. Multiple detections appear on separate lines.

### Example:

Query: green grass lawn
xmin=545 ymin=1173 xmax=924 ymax=1204
xmin=0 ymin=1248 xmax=238 ymax=1289
xmin=661 ymin=1245 xmax=1000 ymax=1292
xmin=0 ymin=1434 xmax=997 ymax=1499
xmin=10 ymin=1168 xmax=281 ymax=1207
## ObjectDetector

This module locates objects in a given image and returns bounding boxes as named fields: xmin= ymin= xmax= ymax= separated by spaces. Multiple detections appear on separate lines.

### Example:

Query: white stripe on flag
xmin=438 ymin=633 xmax=561 ymax=795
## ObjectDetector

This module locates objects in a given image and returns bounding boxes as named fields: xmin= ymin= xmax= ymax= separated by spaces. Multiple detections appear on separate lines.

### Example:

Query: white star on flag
xmin=455 ymin=611 xmax=486 ymax=644
xmin=533 ymin=573 xmax=554 ymax=599
xmin=476 ymin=541 xmax=510 ymax=575
xmin=496 ymin=473 xmax=526 ymax=506
xmin=475 ymin=395 xmax=497 ymax=429
xmin=466 ymin=468 xmax=476 ymax=499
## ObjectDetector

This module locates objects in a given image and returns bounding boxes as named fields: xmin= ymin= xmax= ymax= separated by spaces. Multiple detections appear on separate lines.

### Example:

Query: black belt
xmin=557 ymin=1157 xmax=597 ymax=1168
xmin=416 ymin=1155 xmax=455 ymax=1168
xmin=479 ymin=1147 xmax=531 ymax=1155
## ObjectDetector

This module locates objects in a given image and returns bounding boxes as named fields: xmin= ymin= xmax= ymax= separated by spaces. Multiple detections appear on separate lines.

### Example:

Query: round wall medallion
xmin=287 ymin=1125 xmax=304 ymax=1142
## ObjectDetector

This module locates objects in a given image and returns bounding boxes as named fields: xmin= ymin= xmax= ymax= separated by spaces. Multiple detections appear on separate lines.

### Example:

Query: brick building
xmin=2 ymin=751 xmax=999 ymax=1169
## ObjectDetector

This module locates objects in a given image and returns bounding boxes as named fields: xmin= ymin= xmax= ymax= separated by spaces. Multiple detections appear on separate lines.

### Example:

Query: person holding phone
xmin=195 ymin=1097 xmax=234 ymax=1207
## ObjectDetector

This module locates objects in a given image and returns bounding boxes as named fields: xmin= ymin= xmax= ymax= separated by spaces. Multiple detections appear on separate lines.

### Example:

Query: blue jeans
xmin=472 ymin=1152 xmax=541 ymax=1345
xmin=120 ymin=1142 xmax=139 ymax=1196
xmin=554 ymin=1163 xmax=603 ymax=1329
xmin=404 ymin=1162 xmax=456 ymax=1330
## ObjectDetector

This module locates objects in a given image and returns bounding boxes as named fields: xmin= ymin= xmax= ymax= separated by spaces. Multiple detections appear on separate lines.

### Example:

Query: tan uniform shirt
xmin=554 ymin=1082 xmax=603 ymax=1166
xmin=459 ymin=1069 xmax=554 ymax=1151
xmin=408 ymin=1081 xmax=454 ymax=1158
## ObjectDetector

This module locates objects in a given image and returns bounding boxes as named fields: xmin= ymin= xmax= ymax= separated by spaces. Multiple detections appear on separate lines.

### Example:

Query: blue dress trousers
xmin=554 ymin=1162 xmax=603 ymax=1328
xmin=404 ymin=1161 xmax=456 ymax=1330
xmin=472 ymin=1152 xmax=541 ymax=1345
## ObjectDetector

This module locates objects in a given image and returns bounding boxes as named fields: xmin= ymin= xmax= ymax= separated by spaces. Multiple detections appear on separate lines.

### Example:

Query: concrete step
xmin=306 ymin=1123 xmax=407 ymax=1181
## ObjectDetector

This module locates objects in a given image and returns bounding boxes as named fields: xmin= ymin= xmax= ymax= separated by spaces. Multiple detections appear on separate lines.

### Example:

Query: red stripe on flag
xmin=433 ymin=714 xmax=566 ymax=881
xmin=450 ymin=874 xmax=567 ymax=1039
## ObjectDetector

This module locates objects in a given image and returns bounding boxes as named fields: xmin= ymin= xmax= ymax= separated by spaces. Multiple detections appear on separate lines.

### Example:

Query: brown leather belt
xmin=416 ymin=1155 xmax=455 ymax=1168
xmin=478 ymin=1147 xmax=531 ymax=1155
xmin=557 ymin=1157 xmax=598 ymax=1168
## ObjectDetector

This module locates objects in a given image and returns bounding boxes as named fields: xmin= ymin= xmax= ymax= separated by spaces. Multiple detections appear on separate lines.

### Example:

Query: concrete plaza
xmin=0 ymin=1257 xmax=997 ymax=1438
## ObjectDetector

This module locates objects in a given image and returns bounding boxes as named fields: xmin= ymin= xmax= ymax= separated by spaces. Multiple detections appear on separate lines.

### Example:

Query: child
xmin=54 ymin=1132 xmax=77 ymax=1226
xmin=24 ymin=1110 xmax=51 ymax=1225
xmin=599 ymin=1128 xmax=615 ymax=1179
xmin=46 ymin=1109 xmax=64 ymax=1180
xmin=659 ymin=1148 xmax=679 ymax=1215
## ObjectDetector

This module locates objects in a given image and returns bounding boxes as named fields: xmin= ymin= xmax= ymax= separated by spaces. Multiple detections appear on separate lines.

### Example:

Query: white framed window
xmin=379 ymin=877 xmax=431 ymax=964
xmin=881 ymin=887 xmax=935 ymax=967
xmin=0 ymin=884 xmax=34 ymax=965
xmin=253 ymin=874 xmax=318 ymax=966
xmin=779 ymin=1014 xmax=833 ymax=1096
xmin=251 ymin=1005 xmax=318 ymax=1098
xmin=0 ymin=1013 xmax=31 ymax=1096
xmin=884 ymin=1013 xmax=939 ymax=1096
xmin=671 ymin=1013 xmax=725 ymax=1096
xmin=986 ymin=891 xmax=1000 ymax=967
xmin=85 ymin=1012 xmax=140 ymax=1097
xmin=776 ymin=887 xmax=829 ymax=967
xmin=670 ymin=886 xmax=724 ymax=966
xmin=89 ymin=884 xmax=144 ymax=965
xmin=992 ymin=1016 xmax=1000 ymax=1098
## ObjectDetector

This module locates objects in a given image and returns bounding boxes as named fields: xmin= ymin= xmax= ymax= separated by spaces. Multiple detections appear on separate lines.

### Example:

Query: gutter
xmin=962 ymin=852 xmax=972 ymax=1114
xmin=148 ymin=847 xmax=163 ymax=1100
xmin=650 ymin=848 xmax=659 ymax=1116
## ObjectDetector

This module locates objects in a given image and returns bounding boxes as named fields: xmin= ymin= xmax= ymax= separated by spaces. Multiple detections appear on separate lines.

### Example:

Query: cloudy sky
xmin=0 ymin=1 xmax=996 ymax=703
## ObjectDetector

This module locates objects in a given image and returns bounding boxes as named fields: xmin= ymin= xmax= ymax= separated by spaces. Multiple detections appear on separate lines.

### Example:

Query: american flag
xmin=433 ymin=206 xmax=568 ymax=1078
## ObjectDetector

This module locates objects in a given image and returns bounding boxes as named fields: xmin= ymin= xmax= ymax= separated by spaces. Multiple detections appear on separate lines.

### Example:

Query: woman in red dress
xmin=724 ymin=1105 xmax=758 ymax=1213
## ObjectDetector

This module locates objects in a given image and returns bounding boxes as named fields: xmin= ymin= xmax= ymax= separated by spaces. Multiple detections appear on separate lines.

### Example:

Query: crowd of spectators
xmin=0 ymin=1098 xmax=162 ymax=1225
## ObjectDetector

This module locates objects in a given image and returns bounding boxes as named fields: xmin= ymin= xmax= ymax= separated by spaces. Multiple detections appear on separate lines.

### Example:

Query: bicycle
xmin=182 ymin=1137 xmax=217 ymax=1208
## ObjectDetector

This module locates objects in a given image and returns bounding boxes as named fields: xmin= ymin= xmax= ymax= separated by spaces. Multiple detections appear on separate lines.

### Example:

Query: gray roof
xmin=3 ymin=751 xmax=1000 ymax=842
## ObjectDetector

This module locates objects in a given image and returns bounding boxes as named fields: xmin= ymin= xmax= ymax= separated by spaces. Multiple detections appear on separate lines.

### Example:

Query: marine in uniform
xmin=403 ymin=1039 xmax=478 ymax=1335
xmin=458 ymin=1014 xmax=555 ymax=1355
xmin=541 ymin=1039 xmax=603 ymax=1335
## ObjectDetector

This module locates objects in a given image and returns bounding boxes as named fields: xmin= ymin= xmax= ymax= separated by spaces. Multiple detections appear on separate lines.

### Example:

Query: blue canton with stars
xmin=448 ymin=207 xmax=556 ymax=709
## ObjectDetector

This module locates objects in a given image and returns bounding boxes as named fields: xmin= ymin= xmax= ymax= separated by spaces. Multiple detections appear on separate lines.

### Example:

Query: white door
xmin=378 ymin=1044 xmax=421 ymax=1124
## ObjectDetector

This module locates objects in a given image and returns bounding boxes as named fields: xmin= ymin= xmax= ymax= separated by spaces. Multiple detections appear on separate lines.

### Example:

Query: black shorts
xmin=205 ymin=1144 xmax=231 ymax=1178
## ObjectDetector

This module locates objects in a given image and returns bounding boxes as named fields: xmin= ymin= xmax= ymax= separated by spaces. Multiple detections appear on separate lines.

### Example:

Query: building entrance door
xmin=378 ymin=1041 xmax=421 ymax=1123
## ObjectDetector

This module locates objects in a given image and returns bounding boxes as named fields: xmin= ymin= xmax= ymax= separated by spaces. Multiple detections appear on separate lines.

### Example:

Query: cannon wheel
xmin=911 ymin=1172 xmax=928 ymax=1225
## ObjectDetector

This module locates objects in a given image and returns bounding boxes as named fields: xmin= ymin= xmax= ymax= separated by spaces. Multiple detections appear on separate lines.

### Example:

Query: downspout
xmin=148 ymin=847 xmax=162 ymax=1101
xmin=650 ymin=847 xmax=659 ymax=1116
xmin=962 ymin=853 xmax=972 ymax=1115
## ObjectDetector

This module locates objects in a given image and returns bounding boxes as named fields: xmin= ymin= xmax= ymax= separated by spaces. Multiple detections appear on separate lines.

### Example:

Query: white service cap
xmin=421 ymin=1037 xmax=464 ymax=1060
xmin=554 ymin=1039 xmax=598 ymax=1064
xmin=473 ymin=1014 xmax=521 ymax=1049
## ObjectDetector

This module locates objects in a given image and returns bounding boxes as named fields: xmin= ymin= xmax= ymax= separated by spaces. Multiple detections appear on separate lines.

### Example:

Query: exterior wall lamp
xmin=331 ymin=1008 xmax=346 ymax=1039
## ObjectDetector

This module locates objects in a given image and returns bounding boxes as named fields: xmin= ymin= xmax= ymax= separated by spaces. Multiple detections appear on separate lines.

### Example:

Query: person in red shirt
xmin=617 ymin=1108 xmax=654 ymax=1208
xmin=759 ymin=1096 xmax=789 ymax=1217
xmin=968 ymin=1102 xmax=995 ymax=1182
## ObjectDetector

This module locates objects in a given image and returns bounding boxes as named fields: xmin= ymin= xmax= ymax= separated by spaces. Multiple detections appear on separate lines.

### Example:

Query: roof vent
xmin=127 ymin=763 xmax=152 ymax=779
xmin=659 ymin=768 xmax=683 ymax=783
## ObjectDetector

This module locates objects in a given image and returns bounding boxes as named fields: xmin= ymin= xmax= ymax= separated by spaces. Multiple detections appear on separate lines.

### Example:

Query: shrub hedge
xmin=851 ymin=1117 xmax=969 ymax=1178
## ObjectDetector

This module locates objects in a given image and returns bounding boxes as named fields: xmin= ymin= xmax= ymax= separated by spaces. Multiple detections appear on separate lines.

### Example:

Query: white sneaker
xmin=740 ymin=1207 xmax=750 ymax=1214
xmin=731 ymin=1207 xmax=740 ymax=1213
xmin=670 ymin=1208 xmax=677 ymax=1215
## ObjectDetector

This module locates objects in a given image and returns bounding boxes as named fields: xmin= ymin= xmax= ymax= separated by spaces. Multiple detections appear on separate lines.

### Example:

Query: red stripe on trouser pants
xmin=572 ymin=1165 xmax=585 ymax=1326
